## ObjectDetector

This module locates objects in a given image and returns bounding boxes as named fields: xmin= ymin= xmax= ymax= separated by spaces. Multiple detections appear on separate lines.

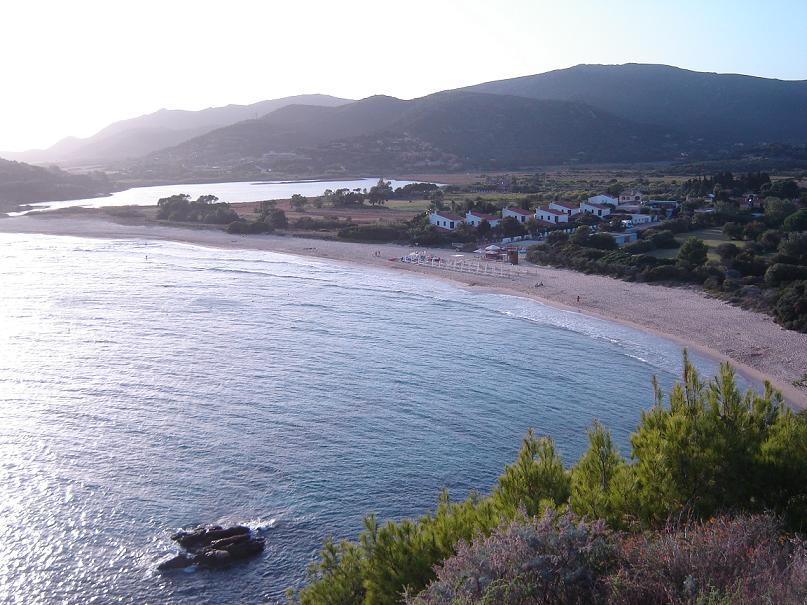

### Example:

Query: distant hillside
xmin=461 ymin=63 xmax=807 ymax=145
xmin=2 ymin=94 xmax=352 ymax=165
xmin=0 ymin=158 xmax=114 ymax=211
xmin=132 ymin=91 xmax=685 ymax=178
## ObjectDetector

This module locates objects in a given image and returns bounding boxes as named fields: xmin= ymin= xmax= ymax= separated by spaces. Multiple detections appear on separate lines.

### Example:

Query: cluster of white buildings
xmin=429 ymin=195 xmax=629 ymax=231
xmin=427 ymin=192 xmax=666 ymax=249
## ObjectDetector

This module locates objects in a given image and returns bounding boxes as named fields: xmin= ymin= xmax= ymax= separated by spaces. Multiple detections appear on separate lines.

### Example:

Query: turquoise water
xmin=0 ymin=233 xmax=747 ymax=604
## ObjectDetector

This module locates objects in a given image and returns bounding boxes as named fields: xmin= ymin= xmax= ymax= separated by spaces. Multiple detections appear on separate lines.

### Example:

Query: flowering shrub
xmin=609 ymin=514 xmax=807 ymax=605
xmin=408 ymin=514 xmax=807 ymax=605
xmin=408 ymin=509 xmax=613 ymax=605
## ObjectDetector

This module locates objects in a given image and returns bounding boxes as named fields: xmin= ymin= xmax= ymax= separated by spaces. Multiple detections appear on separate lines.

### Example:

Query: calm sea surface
xmin=0 ymin=233 xmax=749 ymax=604
xmin=17 ymin=178 xmax=424 ymax=214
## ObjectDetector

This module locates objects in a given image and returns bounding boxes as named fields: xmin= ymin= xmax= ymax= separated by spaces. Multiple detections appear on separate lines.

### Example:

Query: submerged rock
xmin=157 ymin=553 xmax=195 ymax=571
xmin=158 ymin=524 xmax=265 ymax=572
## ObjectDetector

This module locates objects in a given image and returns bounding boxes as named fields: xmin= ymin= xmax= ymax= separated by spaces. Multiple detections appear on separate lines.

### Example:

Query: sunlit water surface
xmin=13 ymin=178 xmax=424 ymax=214
xmin=0 ymin=233 xmax=749 ymax=604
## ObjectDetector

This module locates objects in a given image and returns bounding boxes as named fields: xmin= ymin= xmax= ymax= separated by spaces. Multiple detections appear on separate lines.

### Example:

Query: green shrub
xmin=624 ymin=239 xmax=654 ymax=254
xmin=648 ymin=229 xmax=679 ymax=249
xmin=644 ymin=264 xmax=683 ymax=281
xmin=773 ymin=280 xmax=807 ymax=332
xmin=677 ymin=237 xmax=708 ymax=268
xmin=292 ymin=358 xmax=807 ymax=603
xmin=546 ymin=231 xmax=569 ymax=246
xmin=586 ymin=233 xmax=618 ymax=250
xmin=723 ymin=221 xmax=745 ymax=240
xmin=764 ymin=263 xmax=807 ymax=286
xmin=338 ymin=224 xmax=409 ymax=242
xmin=784 ymin=209 xmax=807 ymax=232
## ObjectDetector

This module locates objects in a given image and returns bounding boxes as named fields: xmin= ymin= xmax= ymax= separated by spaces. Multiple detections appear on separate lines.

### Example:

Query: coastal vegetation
xmin=289 ymin=356 xmax=807 ymax=604
xmin=156 ymin=194 xmax=239 ymax=224
xmin=0 ymin=157 xmax=113 ymax=212
xmin=524 ymin=182 xmax=807 ymax=333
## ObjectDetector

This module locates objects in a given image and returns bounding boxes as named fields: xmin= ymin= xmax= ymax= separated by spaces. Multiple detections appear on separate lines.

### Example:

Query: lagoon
xmin=19 ymin=178 xmax=424 ymax=214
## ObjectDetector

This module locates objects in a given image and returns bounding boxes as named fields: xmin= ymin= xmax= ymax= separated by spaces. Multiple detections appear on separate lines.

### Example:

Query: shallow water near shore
xmin=13 ymin=177 xmax=424 ymax=215
xmin=0 ymin=233 xmax=750 ymax=604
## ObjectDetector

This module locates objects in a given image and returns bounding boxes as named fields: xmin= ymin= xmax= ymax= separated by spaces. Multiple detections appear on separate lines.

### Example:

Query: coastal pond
xmin=13 ymin=178 xmax=427 ymax=214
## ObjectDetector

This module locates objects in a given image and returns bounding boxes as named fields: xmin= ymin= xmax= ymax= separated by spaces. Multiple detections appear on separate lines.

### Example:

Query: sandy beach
xmin=2 ymin=212 xmax=806 ymax=408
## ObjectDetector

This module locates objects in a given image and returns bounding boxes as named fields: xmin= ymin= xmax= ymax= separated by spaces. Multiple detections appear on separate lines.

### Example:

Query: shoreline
xmin=2 ymin=213 xmax=805 ymax=408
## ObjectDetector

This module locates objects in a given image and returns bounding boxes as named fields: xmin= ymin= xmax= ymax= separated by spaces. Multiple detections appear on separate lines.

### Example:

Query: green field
xmin=383 ymin=198 xmax=433 ymax=212
xmin=646 ymin=227 xmax=747 ymax=261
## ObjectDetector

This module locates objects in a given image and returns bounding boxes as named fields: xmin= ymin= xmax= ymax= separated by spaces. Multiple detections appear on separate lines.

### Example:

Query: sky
xmin=2 ymin=0 xmax=807 ymax=152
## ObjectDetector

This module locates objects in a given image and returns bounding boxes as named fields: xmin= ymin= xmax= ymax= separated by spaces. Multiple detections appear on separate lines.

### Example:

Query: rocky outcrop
xmin=157 ymin=524 xmax=265 ymax=571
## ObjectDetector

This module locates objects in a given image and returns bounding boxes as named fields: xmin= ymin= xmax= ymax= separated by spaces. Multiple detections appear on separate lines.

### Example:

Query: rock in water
xmin=197 ymin=549 xmax=232 ymax=568
xmin=157 ymin=554 xmax=194 ymax=571
xmin=171 ymin=525 xmax=250 ymax=550
xmin=158 ymin=524 xmax=265 ymax=571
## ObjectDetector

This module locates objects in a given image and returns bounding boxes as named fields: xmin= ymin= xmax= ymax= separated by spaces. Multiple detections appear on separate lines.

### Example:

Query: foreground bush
xmin=408 ymin=510 xmax=613 ymax=605
xmin=409 ymin=513 xmax=807 ymax=605
xmin=609 ymin=514 xmax=807 ymax=604
xmin=289 ymin=356 xmax=807 ymax=604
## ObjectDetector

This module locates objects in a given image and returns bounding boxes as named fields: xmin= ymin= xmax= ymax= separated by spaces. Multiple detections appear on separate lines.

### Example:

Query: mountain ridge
xmin=5 ymin=63 xmax=807 ymax=178
xmin=2 ymin=94 xmax=353 ymax=165
xmin=460 ymin=63 xmax=807 ymax=144
xmin=132 ymin=90 xmax=689 ymax=178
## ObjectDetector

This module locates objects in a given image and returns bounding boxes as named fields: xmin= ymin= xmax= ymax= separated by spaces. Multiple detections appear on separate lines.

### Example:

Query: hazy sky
xmin=2 ymin=0 xmax=806 ymax=152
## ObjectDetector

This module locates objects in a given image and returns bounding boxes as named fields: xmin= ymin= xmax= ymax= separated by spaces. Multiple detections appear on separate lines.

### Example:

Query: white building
xmin=465 ymin=211 xmax=501 ymax=227
xmin=548 ymin=201 xmax=582 ymax=216
xmin=645 ymin=200 xmax=680 ymax=218
xmin=580 ymin=201 xmax=612 ymax=218
xmin=502 ymin=207 xmax=534 ymax=223
xmin=428 ymin=211 xmax=464 ymax=230
xmin=535 ymin=207 xmax=569 ymax=224
xmin=619 ymin=190 xmax=644 ymax=204
xmin=628 ymin=213 xmax=653 ymax=225
xmin=587 ymin=194 xmax=618 ymax=206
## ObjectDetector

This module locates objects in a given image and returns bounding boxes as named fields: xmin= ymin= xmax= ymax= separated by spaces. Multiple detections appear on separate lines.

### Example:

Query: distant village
xmin=428 ymin=190 xmax=682 ymax=248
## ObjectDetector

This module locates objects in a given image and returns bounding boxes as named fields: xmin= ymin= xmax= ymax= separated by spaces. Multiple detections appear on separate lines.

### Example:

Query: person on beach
xmin=577 ymin=295 xmax=580 ymax=303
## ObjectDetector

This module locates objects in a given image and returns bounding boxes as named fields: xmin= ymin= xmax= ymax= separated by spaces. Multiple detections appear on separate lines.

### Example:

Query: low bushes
xmin=409 ymin=511 xmax=613 ymax=605
xmin=411 ymin=513 xmax=807 ymax=605
xmin=226 ymin=220 xmax=273 ymax=234
xmin=337 ymin=223 xmax=410 ymax=242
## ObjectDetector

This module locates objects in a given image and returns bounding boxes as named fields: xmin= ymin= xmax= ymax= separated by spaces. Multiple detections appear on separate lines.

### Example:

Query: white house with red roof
xmin=428 ymin=211 xmax=464 ymax=230
xmin=548 ymin=201 xmax=582 ymax=216
xmin=502 ymin=207 xmax=534 ymax=223
xmin=580 ymin=201 xmax=612 ymax=218
xmin=535 ymin=207 xmax=569 ymax=224
xmin=465 ymin=210 xmax=501 ymax=227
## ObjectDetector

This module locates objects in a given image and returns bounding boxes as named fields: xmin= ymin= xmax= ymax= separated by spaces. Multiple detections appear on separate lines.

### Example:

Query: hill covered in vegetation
xmin=463 ymin=63 xmax=807 ymax=146
xmin=2 ymin=95 xmax=352 ymax=165
xmin=130 ymin=91 xmax=687 ymax=179
xmin=0 ymin=157 xmax=113 ymax=211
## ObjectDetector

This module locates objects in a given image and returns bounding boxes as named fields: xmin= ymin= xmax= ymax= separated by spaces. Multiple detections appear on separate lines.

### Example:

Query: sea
xmin=13 ymin=178 xmax=425 ymax=215
xmin=0 ymin=233 xmax=751 ymax=604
